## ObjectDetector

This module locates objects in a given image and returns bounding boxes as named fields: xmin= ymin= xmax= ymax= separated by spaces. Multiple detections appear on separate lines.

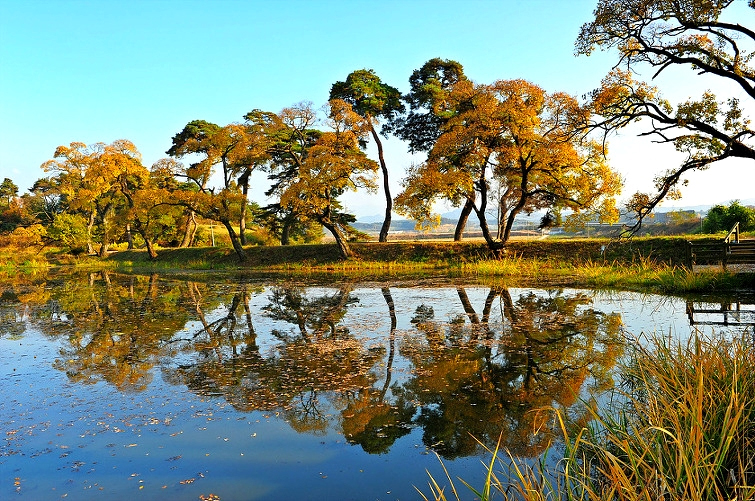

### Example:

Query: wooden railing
xmin=686 ymin=299 xmax=755 ymax=326
xmin=724 ymin=221 xmax=740 ymax=244
xmin=687 ymin=222 xmax=754 ymax=268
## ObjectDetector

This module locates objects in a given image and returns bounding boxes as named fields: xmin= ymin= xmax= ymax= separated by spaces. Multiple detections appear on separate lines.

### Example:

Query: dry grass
xmin=419 ymin=332 xmax=755 ymax=501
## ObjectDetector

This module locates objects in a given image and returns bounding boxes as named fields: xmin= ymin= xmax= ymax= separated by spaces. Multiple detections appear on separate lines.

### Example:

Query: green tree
xmin=47 ymin=213 xmax=89 ymax=253
xmin=330 ymin=69 xmax=404 ymax=242
xmin=0 ymin=178 xmax=18 ymax=208
xmin=703 ymin=200 xmax=755 ymax=233
xmin=576 ymin=0 xmax=755 ymax=231
xmin=27 ymin=177 xmax=68 ymax=227
xmin=389 ymin=58 xmax=474 ymax=239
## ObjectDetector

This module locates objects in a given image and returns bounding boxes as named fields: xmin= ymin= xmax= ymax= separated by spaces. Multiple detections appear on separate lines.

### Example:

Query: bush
xmin=703 ymin=200 xmax=755 ymax=233
xmin=47 ymin=213 xmax=89 ymax=253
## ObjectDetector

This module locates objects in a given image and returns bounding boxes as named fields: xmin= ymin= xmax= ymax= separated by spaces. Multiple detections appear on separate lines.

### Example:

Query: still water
xmin=1 ymin=272 xmax=752 ymax=500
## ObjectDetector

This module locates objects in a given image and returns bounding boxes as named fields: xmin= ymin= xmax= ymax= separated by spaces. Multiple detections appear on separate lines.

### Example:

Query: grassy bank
xmin=99 ymin=237 xmax=754 ymax=293
xmin=421 ymin=331 xmax=755 ymax=501
xmin=1 ymin=236 xmax=751 ymax=293
xmin=104 ymin=236 xmax=700 ymax=269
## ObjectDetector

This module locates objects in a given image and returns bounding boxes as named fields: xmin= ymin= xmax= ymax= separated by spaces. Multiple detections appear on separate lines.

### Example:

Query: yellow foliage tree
xmin=396 ymin=79 xmax=622 ymax=253
xmin=577 ymin=0 xmax=755 ymax=231
xmin=278 ymin=100 xmax=378 ymax=259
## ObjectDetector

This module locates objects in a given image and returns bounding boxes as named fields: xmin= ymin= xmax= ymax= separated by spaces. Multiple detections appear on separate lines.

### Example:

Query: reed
xmin=419 ymin=332 xmax=755 ymax=500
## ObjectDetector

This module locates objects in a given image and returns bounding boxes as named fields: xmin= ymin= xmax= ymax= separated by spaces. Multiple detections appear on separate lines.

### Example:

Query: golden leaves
xmin=397 ymin=77 xmax=622 ymax=240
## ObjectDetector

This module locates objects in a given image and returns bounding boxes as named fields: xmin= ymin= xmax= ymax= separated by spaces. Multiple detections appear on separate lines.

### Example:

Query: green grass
xmin=418 ymin=331 xmax=755 ymax=501
xmin=464 ymin=257 xmax=753 ymax=293
xmin=99 ymin=238 xmax=755 ymax=293
xmin=0 ymin=236 xmax=750 ymax=293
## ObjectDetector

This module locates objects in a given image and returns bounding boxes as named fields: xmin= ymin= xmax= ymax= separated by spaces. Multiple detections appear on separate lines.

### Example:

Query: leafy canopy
xmin=576 ymin=0 xmax=755 ymax=230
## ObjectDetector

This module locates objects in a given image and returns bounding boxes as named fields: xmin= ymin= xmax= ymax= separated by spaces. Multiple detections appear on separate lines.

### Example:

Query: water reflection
xmin=686 ymin=298 xmax=755 ymax=326
xmin=403 ymin=287 xmax=622 ymax=458
xmin=0 ymin=271 xmax=632 ymax=462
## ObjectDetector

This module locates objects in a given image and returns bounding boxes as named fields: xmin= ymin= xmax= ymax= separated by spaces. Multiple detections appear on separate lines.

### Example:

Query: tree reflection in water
xmin=404 ymin=287 xmax=623 ymax=458
xmin=7 ymin=272 xmax=626 ymax=460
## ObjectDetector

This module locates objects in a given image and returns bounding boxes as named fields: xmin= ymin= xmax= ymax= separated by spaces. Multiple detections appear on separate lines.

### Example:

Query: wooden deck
xmin=687 ymin=223 xmax=755 ymax=269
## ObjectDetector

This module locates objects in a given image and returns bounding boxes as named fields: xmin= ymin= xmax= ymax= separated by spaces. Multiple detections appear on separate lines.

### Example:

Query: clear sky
xmin=1 ymin=0 xmax=752 ymax=218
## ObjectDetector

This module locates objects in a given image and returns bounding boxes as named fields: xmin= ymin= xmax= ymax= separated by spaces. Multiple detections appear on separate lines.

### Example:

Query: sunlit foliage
xmin=577 ymin=0 xmax=755 ymax=231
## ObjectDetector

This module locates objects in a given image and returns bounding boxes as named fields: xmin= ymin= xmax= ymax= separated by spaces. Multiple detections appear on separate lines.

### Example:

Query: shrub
xmin=703 ymin=201 xmax=755 ymax=233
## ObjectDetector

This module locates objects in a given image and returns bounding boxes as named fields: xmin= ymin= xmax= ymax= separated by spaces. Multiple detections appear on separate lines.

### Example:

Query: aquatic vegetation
xmin=420 ymin=331 xmax=755 ymax=500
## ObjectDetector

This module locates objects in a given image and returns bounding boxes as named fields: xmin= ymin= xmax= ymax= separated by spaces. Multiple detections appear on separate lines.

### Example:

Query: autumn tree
xmin=0 ymin=177 xmax=30 ymax=234
xmin=277 ymin=100 xmax=378 ymax=259
xmin=389 ymin=58 xmax=474 ymax=239
xmin=396 ymin=79 xmax=622 ymax=254
xmin=40 ymin=142 xmax=95 ymax=252
xmin=576 ymin=0 xmax=755 ymax=230
xmin=145 ymin=158 xmax=199 ymax=248
xmin=330 ymin=69 xmax=404 ymax=242
xmin=244 ymin=105 xmax=322 ymax=245
xmin=167 ymin=120 xmax=268 ymax=260
xmin=41 ymin=140 xmax=156 ymax=256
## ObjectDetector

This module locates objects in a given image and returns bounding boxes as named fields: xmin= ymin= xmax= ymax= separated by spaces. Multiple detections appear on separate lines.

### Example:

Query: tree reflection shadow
xmin=13 ymin=273 xmax=625 ymax=460
xmin=402 ymin=287 xmax=623 ymax=458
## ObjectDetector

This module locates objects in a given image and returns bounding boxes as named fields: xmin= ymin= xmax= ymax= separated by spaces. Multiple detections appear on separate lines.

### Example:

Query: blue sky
xmin=1 ymin=0 xmax=752 ymax=217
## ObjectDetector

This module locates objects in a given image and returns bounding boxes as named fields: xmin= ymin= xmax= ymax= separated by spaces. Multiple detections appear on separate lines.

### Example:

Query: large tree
xmin=389 ymin=58 xmax=474 ymax=240
xmin=277 ymin=100 xmax=378 ymax=259
xmin=167 ymin=120 xmax=266 ymax=261
xmin=396 ymin=79 xmax=622 ymax=254
xmin=42 ymin=141 xmax=154 ymax=257
xmin=330 ymin=69 xmax=404 ymax=242
xmin=576 ymin=0 xmax=755 ymax=231
xmin=244 ymin=105 xmax=322 ymax=246
xmin=0 ymin=178 xmax=18 ymax=208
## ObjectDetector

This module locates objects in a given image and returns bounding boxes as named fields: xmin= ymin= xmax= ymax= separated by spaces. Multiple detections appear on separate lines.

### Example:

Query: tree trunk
xmin=239 ymin=205 xmax=247 ymax=245
xmin=97 ymin=218 xmax=109 ymax=257
xmin=143 ymin=236 xmax=158 ymax=259
xmin=220 ymin=219 xmax=247 ymax=262
xmin=280 ymin=218 xmax=291 ymax=245
xmin=179 ymin=211 xmax=197 ymax=248
xmin=86 ymin=210 xmax=95 ymax=254
xmin=473 ymin=179 xmax=505 ymax=256
xmin=98 ymin=241 xmax=109 ymax=257
xmin=131 ymin=219 xmax=158 ymax=260
xmin=321 ymin=219 xmax=351 ymax=259
xmin=126 ymin=224 xmax=133 ymax=250
xmin=96 ymin=202 xmax=113 ymax=258
xmin=454 ymin=198 xmax=474 ymax=241
xmin=370 ymin=127 xmax=392 ymax=243
xmin=238 ymin=170 xmax=250 ymax=245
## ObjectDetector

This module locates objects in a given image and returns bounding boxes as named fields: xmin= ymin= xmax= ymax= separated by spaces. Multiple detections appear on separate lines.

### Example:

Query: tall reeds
xmin=419 ymin=331 xmax=755 ymax=500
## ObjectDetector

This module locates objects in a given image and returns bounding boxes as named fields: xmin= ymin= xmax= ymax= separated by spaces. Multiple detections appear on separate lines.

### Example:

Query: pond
xmin=1 ymin=271 xmax=753 ymax=500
